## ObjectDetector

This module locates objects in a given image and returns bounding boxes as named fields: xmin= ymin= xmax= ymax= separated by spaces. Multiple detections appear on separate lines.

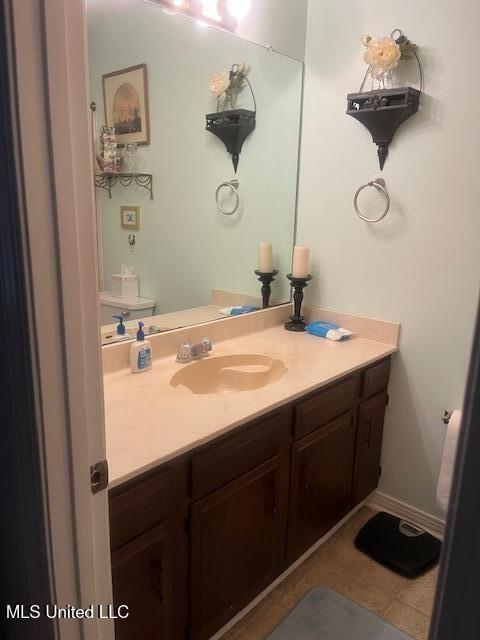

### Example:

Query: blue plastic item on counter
xmin=306 ymin=320 xmax=352 ymax=341
xmin=230 ymin=305 xmax=260 ymax=316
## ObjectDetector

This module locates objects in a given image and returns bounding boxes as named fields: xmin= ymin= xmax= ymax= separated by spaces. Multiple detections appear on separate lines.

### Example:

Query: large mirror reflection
xmin=87 ymin=0 xmax=303 ymax=345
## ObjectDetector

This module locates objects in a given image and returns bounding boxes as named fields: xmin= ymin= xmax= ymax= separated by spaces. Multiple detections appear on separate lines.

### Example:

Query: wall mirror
xmin=87 ymin=0 xmax=303 ymax=345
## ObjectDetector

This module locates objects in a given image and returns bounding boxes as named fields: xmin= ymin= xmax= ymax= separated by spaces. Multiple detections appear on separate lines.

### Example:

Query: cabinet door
xmin=191 ymin=452 xmax=289 ymax=640
xmin=287 ymin=412 xmax=356 ymax=562
xmin=352 ymin=390 xmax=388 ymax=505
xmin=112 ymin=520 xmax=176 ymax=640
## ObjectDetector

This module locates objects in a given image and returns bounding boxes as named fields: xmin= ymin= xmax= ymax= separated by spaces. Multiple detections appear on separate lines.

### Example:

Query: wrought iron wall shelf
xmin=206 ymin=109 xmax=256 ymax=172
xmin=94 ymin=173 xmax=153 ymax=199
xmin=346 ymin=87 xmax=420 ymax=169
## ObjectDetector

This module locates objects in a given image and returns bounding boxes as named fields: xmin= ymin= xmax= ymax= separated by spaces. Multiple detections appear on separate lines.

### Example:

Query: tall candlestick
xmin=292 ymin=245 xmax=310 ymax=278
xmin=258 ymin=242 xmax=273 ymax=273
xmin=284 ymin=274 xmax=313 ymax=331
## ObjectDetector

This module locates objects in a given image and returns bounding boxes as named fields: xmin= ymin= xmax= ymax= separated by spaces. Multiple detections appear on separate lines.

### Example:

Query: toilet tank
xmin=99 ymin=292 xmax=155 ymax=325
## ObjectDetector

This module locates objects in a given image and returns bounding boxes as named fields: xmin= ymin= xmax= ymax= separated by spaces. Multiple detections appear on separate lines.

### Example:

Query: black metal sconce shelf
xmin=346 ymin=86 xmax=420 ymax=170
xmin=94 ymin=172 xmax=153 ymax=199
xmin=206 ymin=108 xmax=256 ymax=173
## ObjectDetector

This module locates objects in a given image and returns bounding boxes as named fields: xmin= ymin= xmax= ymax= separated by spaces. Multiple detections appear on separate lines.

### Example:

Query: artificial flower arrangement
xmin=208 ymin=62 xmax=250 ymax=112
xmin=346 ymin=29 xmax=421 ymax=169
xmin=361 ymin=32 xmax=417 ymax=88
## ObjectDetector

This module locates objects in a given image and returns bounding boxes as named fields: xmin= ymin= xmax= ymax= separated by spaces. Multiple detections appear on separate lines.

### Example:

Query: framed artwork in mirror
xmin=102 ymin=64 xmax=150 ymax=146
xmin=121 ymin=206 xmax=141 ymax=230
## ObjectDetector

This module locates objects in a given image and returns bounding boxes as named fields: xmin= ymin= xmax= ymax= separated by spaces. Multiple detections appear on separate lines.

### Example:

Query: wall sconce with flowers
xmin=206 ymin=62 xmax=256 ymax=172
xmin=346 ymin=29 xmax=423 ymax=169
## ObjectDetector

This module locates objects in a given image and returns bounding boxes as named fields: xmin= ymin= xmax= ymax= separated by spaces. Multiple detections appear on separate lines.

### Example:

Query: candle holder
xmin=255 ymin=269 xmax=279 ymax=309
xmin=284 ymin=274 xmax=313 ymax=332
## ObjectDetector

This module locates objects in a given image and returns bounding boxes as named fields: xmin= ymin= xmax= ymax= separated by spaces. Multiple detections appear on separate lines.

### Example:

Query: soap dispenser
xmin=113 ymin=315 xmax=126 ymax=337
xmin=130 ymin=321 xmax=152 ymax=373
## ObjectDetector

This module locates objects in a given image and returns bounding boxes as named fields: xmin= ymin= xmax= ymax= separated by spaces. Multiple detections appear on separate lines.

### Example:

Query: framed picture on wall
xmin=102 ymin=64 xmax=150 ymax=146
xmin=121 ymin=206 xmax=141 ymax=230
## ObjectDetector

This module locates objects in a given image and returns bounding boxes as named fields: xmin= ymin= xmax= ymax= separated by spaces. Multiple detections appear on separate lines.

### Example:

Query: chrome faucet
xmin=176 ymin=338 xmax=212 ymax=363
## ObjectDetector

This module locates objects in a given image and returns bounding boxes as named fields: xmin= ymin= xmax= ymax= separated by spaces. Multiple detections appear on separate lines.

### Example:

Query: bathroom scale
xmin=354 ymin=511 xmax=441 ymax=578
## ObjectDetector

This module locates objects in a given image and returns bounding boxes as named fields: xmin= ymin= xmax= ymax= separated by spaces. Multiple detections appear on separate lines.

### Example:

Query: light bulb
xmin=200 ymin=0 xmax=221 ymax=21
xmin=227 ymin=0 xmax=252 ymax=20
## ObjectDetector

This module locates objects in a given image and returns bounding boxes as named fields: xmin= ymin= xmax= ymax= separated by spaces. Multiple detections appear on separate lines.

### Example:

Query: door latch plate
xmin=90 ymin=459 xmax=109 ymax=494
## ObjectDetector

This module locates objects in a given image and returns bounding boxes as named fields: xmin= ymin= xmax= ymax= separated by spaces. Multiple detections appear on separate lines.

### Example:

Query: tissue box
xmin=111 ymin=274 xmax=139 ymax=299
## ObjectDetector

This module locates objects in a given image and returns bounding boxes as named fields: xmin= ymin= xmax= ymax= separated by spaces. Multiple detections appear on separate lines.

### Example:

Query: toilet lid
xmin=99 ymin=291 xmax=155 ymax=310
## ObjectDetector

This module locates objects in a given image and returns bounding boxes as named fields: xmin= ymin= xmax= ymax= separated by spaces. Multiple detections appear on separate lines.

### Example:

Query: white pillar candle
xmin=292 ymin=245 xmax=310 ymax=278
xmin=258 ymin=242 xmax=273 ymax=273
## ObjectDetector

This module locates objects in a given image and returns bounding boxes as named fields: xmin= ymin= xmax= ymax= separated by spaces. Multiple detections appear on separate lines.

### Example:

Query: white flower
xmin=209 ymin=69 xmax=230 ymax=97
xmin=363 ymin=36 xmax=401 ymax=73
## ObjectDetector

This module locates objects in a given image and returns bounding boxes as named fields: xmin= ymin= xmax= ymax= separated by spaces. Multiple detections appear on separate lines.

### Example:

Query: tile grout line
xmin=394 ymin=594 xmax=433 ymax=618
xmin=379 ymin=579 xmax=409 ymax=616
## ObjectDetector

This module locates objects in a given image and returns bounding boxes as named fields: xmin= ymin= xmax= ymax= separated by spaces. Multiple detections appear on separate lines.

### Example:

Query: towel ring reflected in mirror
xmin=216 ymin=179 xmax=240 ymax=215
xmin=354 ymin=178 xmax=390 ymax=223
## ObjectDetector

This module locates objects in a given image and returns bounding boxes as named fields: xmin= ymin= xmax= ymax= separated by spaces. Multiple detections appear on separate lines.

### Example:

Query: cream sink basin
xmin=170 ymin=354 xmax=287 ymax=395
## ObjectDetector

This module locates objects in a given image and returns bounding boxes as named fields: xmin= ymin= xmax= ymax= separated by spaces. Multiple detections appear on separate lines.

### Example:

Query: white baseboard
xmin=365 ymin=490 xmax=445 ymax=539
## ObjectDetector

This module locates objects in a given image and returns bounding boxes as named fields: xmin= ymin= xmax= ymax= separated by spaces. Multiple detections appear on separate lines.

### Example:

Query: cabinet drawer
xmin=361 ymin=358 xmax=391 ymax=400
xmin=109 ymin=459 xmax=187 ymax=551
xmin=192 ymin=408 xmax=291 ymax=500
xmin=294 ymin=376 xmax=357 ymax=440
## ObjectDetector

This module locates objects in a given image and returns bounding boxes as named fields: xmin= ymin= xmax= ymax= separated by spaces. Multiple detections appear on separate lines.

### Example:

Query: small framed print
xmin=102 ymin=64 xmax=150 ymax=146
xmin=121 ymin=206 xmax=140 ymax=230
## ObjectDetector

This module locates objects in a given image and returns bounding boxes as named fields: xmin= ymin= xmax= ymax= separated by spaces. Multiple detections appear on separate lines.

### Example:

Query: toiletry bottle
xmin=130 ymin=321 xmax=152 ymax=373
xmin=113 ymin=315 xmax=126 ymax=336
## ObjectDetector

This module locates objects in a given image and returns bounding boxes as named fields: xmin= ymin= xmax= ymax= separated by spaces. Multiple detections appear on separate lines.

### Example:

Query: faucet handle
xmin=176 ymin=340 xmax=192 ymax=363
xmin=200 ymin=338 xmax=212 ymax=352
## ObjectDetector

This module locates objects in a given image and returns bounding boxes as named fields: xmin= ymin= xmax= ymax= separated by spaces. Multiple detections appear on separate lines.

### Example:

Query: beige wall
xmin=297 ymin=0 xmax=480 ymax=517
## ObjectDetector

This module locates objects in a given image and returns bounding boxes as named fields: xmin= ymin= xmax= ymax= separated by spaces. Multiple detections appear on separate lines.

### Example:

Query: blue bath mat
xmin=266 ymin=587 xmax=413 ymax=640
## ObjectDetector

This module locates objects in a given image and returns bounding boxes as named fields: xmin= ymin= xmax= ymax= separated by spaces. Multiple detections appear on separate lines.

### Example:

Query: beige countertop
xmin=104 ymin=322 xmax=398 ymax=488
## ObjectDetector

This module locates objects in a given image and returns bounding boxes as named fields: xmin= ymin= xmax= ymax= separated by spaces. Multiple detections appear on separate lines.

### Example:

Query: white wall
xmin=236 ymin=0 xmax=308 ymax=60
xmin=298 ymin=0 xmax=480 ymax=517
xmin=88 ymin=0 xmax=302 ymax=315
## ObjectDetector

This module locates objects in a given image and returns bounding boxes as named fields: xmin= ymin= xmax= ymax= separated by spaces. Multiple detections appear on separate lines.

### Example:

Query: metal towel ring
xmin=215 ymin=179 xmax=240 ymax=215
xmin=354 ymin=178 xmax=390 ymax=223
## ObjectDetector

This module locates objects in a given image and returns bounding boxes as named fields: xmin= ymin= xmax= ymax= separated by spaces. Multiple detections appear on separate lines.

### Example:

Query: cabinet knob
xmin=153 ymin=553 xmax=163 ymax=602
xmin=362 ymin=419 xmax=373 ymax=447
xmin=266 ymin=480 xmax=277 ymax=519
xmin=299 ymin=456 xmax=309 ymax=493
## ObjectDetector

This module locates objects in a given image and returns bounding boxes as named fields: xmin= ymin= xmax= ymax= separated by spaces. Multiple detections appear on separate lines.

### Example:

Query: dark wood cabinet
xmin=111 ymin=520 xmax=174 ymax=640
xmin=352 ymin=389 xmax=388 ymax=505
xmin=294 ymin=375 xmax=357 ymax=440
xmin=109 ymin=357 xmax=391 ymax=640
xmin=190 ymin=451 xmax=290 ymax=640
xmin=288 ymin=412 xmax=356 ymax=561
xmin=109 ymin=459 xmax=189 ymax=640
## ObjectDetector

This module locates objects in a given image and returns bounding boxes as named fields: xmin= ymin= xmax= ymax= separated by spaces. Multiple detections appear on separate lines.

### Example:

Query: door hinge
xmin=385 ymin=393 xmax=390 ymax=406
xmin=379 ymin=465 xmax=382 ymax=478
xmin=90 ymin=459 xmax=109 ymax=494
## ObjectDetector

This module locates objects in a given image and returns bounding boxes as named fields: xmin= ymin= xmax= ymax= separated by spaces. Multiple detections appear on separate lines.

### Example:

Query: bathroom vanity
xmin=106 ymin=336 xmax=392 ymax=640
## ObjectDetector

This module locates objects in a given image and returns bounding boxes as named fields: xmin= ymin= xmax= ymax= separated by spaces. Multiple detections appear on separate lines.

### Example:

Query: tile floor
xmin=221 ymin=507 xmax=438 ymax=640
